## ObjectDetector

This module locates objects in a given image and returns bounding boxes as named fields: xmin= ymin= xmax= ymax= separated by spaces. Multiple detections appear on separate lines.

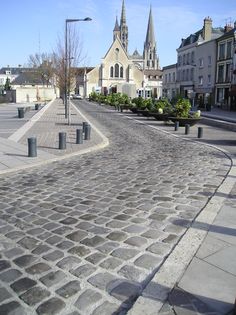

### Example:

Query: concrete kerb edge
xmin=0 ymin=102 xmax=109 ymax=176
xmin=120 ymin=111 xmax=235 ymax=315
xmin=8 ymin=98 xmax=56 ymax=142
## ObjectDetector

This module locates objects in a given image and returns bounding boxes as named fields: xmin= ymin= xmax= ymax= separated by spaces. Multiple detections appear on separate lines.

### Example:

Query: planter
xmin=136 ymin=109 xmax=150 ymax=117
xmin=119 ymin=104 xmax=132 ymax=112
xmin=169 ymin=117 xmax=201 ymax=127
xmin=149 ymin=112 xmax=169 ymax=121
xmin=130 ymin=107 xmax=138 ymax=113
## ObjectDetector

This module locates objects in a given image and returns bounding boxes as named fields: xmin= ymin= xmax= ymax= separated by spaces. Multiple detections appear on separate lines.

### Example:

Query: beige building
xmin=83 ymin=0 xmax=162 ymax=99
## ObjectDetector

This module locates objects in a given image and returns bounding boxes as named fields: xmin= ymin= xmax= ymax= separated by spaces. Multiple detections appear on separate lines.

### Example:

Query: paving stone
xmin=5 ymin=230 xmax=25 ymax=240
xmin=0 ymin=268 xmax=22 ymax=283
xmin=3 ymin=247 xmax=24 ymax=259
xmin=52 ymin=206 xmax=71 ymax=213
xmin=56 ymin=256 xmax=81 ymax=270
xmin=147 ymin=242 xmax=172 ymax=256
xmin=85 ymin=252 xmax=106 ymax=264
xmin=71 ymin=264 xmax=96 ymax=279
xmin=111 ymin=248 xmax=139 ymax=260
xmin=91 ymin=301 xmax=119 ymax=315
xmin=88 ymin=272 xmax=117 ymax=290
xmin=100 ymin=257 xmax=122 ymax=270
xmin=124 ymin=236 xmax=148 ymax=247
xmin=141 ymin=229 xmax=165 ymax=239
xmin=68 ymin=246 xmax=91 ymax=257
xmin=97 ymin=242 xmax=119 ymax=254
xmin=17 ymin=237 xmax=39 ymax=250
xmin=0 ymin=301 xmax=25 ymax=315
xmin=107 ymin=231 xmax=128 ymax=241
xmin=43 ymin=222 xmax=60 ymax=231
xmin=0 ymin=260 xmax=10 ymax=272
xmin=40 ymin=270 xmax=66 ymax=287
xmin=27 ymin=227 xmax=44 ymax=236
xmin=118 ymin=265 xmax=148 ymax=282
xmin=56 ymin=240 xmax=74 ymax=250
xmin=76 ymin=222 xmax=94 ymax=230
xmin=162 ymin=234 xmax=178 ymax=244
xmin=0 ymin=287 xmax=12 ymax=303
xmin=60 ymin=217 xmax=78 ymax=225
xmin=123 ymin=224 xmax=146 ymax=233
xmin=25 ymin=262 xmax=51 ymax=275
xmin=134 ymin=254 xmax=162 ymax=270
xmin=43 ymin=250 xmax=64 ymax=262
xmin=80 ymin=236 xmax=106 ymax=247
xmin=13 ymin=255 xmax=37 ymax=267
xmin=108 ymin=280 xmax=142 ymax=304
xmin=56 ymin=280 xmax=81 ymax=298
xmin=11 ymin=277 xmax=37 ymax=293
xmin=20 ymin=286 xmax=50 ymax=306
xmin=32 ymin=244 xmax=51 ymax=255
xmin=36 ymin=297 xmax=66 ymax=315
xmin=106 ymin=220 xmax=128 ymax=229
xmin=74 ymin=289 xmax=102 ymax=312
xmin=52 ymin=226 xmax=72 ymax=235
xmin=66 ymin=230 xmax=88 ymax=242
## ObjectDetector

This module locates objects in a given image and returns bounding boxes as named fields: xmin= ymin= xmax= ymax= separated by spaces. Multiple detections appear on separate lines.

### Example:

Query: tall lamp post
xmin=64 ymin=17 xmax=92 ymax=124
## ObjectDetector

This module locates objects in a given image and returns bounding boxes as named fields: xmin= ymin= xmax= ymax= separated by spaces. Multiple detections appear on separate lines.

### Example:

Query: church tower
xmin=120 ymin=0 xmax=128 ymax=52
xmin=143 ymin=7 xmax=159 ymax=70
xmin=113 ymin=16 xmax=120 ymax=41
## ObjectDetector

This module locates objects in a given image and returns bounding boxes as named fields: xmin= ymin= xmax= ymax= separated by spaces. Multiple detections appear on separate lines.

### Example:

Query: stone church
xmin=80 ymin=0 xmax=163 ymax=99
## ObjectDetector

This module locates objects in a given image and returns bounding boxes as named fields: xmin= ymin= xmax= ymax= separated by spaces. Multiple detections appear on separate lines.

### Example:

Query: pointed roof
xmin=113 ymin=16 xmax=120 ymax=31
xmin=120 ymin=0 xmax=126 ymax=25
xmin=145 ymin=6 xmax=155 ymax=45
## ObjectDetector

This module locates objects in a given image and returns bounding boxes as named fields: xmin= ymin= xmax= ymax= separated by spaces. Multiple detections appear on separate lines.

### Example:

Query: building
xmin=83 ymin=0 xmax=162 ymax=99
xmin=176 ymin=17 xmax=224 ymax=107
xmin=215 ymin=23 xmax=236 ymax=110
xmin=162 ymin=64 xmax=177 ymax=100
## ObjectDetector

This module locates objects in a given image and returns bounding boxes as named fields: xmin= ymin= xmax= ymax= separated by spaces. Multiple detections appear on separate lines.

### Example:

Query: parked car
xmin=73 ymin=94 xmax=83 ymax=99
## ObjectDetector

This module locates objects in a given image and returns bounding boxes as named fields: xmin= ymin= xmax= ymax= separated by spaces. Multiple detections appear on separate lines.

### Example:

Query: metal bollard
xmin=76 ymin=129 xmax=83 ymax=144
xmin=185 ymin=124 xmax=190 ymax=135
xmin=174 ymin=121 xmax=179 ymax=131
xmin=35 ymin=103 xmax=39 ymax=110
xmin=198 ymin=127 xmax=203 ymax=138
xmin=18 ymin=107 xmax=24 ymax=118
xmin=82 ymin=121 xmax=89 ymax=133
xmin=84 ymin=124 xmax=91 ymax=140
xmin=28 ymin=137 xmax=37 ymax=157
xmin=59 ymin=132 xmax=66 ymax=149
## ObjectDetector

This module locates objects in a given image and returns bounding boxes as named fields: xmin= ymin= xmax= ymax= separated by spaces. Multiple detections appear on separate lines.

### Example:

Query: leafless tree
xmin=28 ymin=53 xmax=54 ymax=87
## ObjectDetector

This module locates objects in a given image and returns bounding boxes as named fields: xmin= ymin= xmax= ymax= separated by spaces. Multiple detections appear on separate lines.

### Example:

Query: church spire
xmin=113 ymin=16 xmax=120 ymax=41
xmin=145 ymin=6 xmax=155 ymax=46
xmin=143 ymin=6 xmax=159 ymax=70
xmin=120 ymin=0 xmax=128 ymax=52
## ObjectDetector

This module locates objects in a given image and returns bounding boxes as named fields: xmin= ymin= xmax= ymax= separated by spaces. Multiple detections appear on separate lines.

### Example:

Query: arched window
xmin=115 ymin=63 xmax=119 ymax=77
xmin=120 ymin=66 xmax=123 ymax=78
xmin=110 ymin=66 xmax=114 ymax=78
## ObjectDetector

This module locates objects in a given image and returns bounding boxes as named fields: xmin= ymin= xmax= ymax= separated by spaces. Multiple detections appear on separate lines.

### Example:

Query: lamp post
xmin=64 ymin=17 xmax=92 ymax=124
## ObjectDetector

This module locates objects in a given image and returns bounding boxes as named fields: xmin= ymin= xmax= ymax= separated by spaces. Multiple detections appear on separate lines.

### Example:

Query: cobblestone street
xmin=0 ymin=101 xmax=231 ymax=315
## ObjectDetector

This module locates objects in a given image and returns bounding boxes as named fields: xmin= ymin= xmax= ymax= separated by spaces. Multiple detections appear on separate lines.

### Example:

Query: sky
xmin=1 ymin=0 xmax=236 ymax=69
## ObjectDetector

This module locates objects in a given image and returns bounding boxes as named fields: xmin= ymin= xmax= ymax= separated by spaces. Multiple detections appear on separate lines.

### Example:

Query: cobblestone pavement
xmin=0 ymin=101 xmax=232 ymax=315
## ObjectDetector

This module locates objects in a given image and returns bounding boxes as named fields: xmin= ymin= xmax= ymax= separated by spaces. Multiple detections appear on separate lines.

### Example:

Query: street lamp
xmin=64 ymin=17 xmax=92 ymax=124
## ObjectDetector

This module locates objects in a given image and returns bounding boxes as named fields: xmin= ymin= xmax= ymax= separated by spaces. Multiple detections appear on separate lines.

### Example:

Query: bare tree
xmin=52 ymin=24 xmax=86 ymax=97
xmin=28 ymin=53 xmax=54 ymax=87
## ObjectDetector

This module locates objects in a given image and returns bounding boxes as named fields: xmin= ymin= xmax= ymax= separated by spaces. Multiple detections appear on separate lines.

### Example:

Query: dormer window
xmin=5 ymin=70 xmax=11 ymax=75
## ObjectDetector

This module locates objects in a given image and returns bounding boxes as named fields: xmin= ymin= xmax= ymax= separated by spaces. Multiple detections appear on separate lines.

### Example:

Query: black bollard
xmin=28 ymin=137 xmax=37 ymax=157
xmin=82 ymin=121 xmax=88 ymax=133
xmin=185 ymin=124 xmax=190 ymax=135
xmin=76 ymin=129 xmax=83 ymax=144
xmin=174 ymin=121 xmax=179 ymax=131
xmin=59 ymin=132 xmax=66 ymax=149
xmin=84 ymin=124 xmax=91 ymax=140
xmin=18 ymin=108 xmax=24 ymax=118
xmin=198 ymin=127 xmax=203 ymax=138
xmin=35 ymin=103 xmax=39 ymax=110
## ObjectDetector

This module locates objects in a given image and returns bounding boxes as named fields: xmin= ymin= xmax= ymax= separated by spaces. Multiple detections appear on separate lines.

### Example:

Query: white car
xmin=73 ymin=94 xmax=83 ymax=99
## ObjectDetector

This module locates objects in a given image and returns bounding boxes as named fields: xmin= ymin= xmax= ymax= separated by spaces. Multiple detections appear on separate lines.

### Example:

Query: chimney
xmin=224 ymin=24 xmax=233 ymax=33
xmin=203 ymin=17 xmax=212 ymax=41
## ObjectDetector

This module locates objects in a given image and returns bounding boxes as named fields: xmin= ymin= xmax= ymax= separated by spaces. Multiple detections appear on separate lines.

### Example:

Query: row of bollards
xmin=174 ymin=122 xmax=203 ymax=139
xmin=28 ymin=121 xmax=91 ymax=157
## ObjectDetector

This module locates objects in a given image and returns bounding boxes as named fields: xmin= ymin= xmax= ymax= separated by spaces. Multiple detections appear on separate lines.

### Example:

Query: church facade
xmin=82 ymin=0 xmax=163 ymax=99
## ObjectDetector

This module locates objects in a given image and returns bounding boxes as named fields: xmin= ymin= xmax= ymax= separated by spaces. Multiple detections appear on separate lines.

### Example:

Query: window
xmin=186 ymin=69 xmax=189 ymax=81
xmin=182 ymin=70 xmax=185 ymax=81
xmin=199 ymin=58 xmax=204 ymax=68
xmin=208 ymin=74 xmax=211 ymax=85
xmin=198 ymin=76 xmax=203 ymax=85
xmin=110 ymin=66 xmax=114 ymax=78
xmin=168 ymin=73 xmax=171 ymax=82
xmin=187 ymin=53 xmax=190 ymax=65
xmin=115 ymin=63 xmax=119 ymax=77
xmin=120 ymin=66 xmax=123 ymax=78
xmin=219 ymin=43 xmax=225 ymax=60
xmin=226 ymin=63 xmax=231 ymax=82
xmin=183 ymin=54 xmax=186 ymax=65
xmin=165 ymin=74 xmax=167 ymax=83
xmin=208 ymin=56 xmax=211 ymax=66
xmin=173 ymin=72 xmax=175 ymax=82
xmin=191 ymin=51 xmax=195 ymax=64
xmin=178 ymin=55 xmax=182 ymax=66
xmin=218 ymin=64 xmax=224 ymax=83
xmin=227 ymin=41 xmax=232 ymax=59
xmin=190 ymin=68 xmax=194 ymax=80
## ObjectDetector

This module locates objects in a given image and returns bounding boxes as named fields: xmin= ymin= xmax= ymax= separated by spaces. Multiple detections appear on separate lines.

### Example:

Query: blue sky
xmin=1 ymin=0 xmax=236 ymax=69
